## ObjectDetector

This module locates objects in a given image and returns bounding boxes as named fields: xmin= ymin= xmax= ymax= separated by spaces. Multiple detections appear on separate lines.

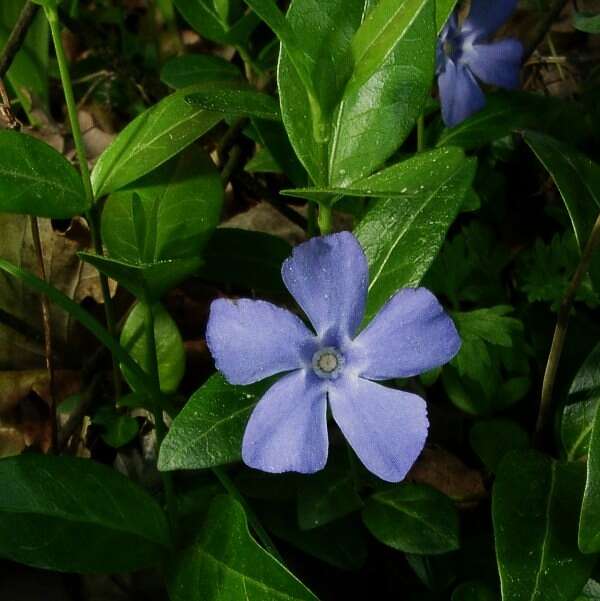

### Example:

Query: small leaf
xmin=120 ymin=302 xmax=185 ymax=395
xmin=91 ymin=87 xmax=223 ymax=197
xmin=493 ymin=451 xmax=595 ymax=601
xmin=161 ymin=54 xmax=241 ymax=89
xmin=167 ymin=495 xmax=319 ymax=601
xmin=469 ymin=419 xmax=529 ymax=473
xmin=0 ymin=130 xmax=87 ymax=218
xmin=93 ymin=407 xmax=139 ymax=448
xmin=0 ymin=454 xmax=170 ymax=573
xmin=574 ymin=12 xmax=600 ymax=34
xmin=362 ymin=483 xmax=460 ymax=555
xmin=186 ymin=88 xmax=281 ymax=120
xmin=158 ymin=373 xmax=270 ymax=471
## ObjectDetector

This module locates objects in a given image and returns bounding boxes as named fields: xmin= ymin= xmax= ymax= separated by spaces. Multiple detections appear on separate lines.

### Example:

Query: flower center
xmin=312 ymin=347 xmax=344 ymax=380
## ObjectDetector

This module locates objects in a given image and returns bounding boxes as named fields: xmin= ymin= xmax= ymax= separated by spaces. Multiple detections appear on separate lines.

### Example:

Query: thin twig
xmin=536 ymin=212 xmax=600 ymax=446
xmin=0 ymin=1 xmax=39 ymax=79
xmin=524 ymin=0 xmax=570 ymax=62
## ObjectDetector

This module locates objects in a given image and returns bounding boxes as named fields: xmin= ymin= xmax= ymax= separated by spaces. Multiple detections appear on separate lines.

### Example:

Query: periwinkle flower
xmin=437 ymin=0 xmax=523 ymax=127
xmin=206 ymin=233 xmax=460 ymax=482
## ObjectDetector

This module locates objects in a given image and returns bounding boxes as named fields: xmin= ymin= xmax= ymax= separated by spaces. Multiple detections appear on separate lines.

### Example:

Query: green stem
xmin=318 ymin=204 xmax=333 ymax=235
xmin=142 ymin=297 xmax=179 ymax=542
xmin=546 ymin=33 xmax=565 ymax=81
xmin=417 ymin=114 xmax=425 ymax=152
xmin=212 ymin=466 xmax=282 ymax=562
xmin=45 ymin=5 xmax=121 ymax=397
xmin=536 ymin=212 xmax=600 ymax=446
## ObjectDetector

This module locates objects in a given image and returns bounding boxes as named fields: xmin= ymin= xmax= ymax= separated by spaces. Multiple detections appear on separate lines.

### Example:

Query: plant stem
xmin=546 ymin=33 xmax=565 ymax=81
xmin=0 ymin=1 xmax=39 ymax=79
xmin=45 ymin=5 xmax=121 ymax=398
xmin=212 ymin=466 xmax=282 ymax=562
xmin=536 ymin=212 xmax=600 ymax=445
xmin=318 ymin=205 xmax=333 ymax=235
xmin=417 ymin=114 xmax=425 ymax=152
xmin=30 ymin=216 xmax=58 ymax=452
xmin=142 ymin=297 xmax=179 ymax=542
xmin=307 ymin=202 xmax=318 ymax=238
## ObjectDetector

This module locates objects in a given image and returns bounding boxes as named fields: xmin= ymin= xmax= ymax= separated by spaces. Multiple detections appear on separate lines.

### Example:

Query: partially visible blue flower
xmin=206 ymin=233 xmax=460 ymax=483
xmin=437 ymin=0 xmax=523 ymax=127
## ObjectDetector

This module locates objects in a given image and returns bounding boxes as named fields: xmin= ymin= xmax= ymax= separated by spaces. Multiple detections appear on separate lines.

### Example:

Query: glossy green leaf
xmin=436 ymin=0 xmax=457 ymax=32
xmin=524 ymin=131 xmax=600 ymax=289
xmin=91 ymin=88 xmax=223 ymax=197
xmin=79 ymin=252 xmax=203 ymax=301
xmin=120 ymin=302 xmax=185 ymax=395
xmin=329 ymin=0 xmax=435 ymax=186
xmin=562 ymin=343 xmax=600 ymax=461
xmin=354 ymin=148 xmax=476 ymax=320
xmin=362 ymin=483 xmax=460 ymax=554
xmin=173 ymin=0 xmax=260 ymax=44
xmin=580 ymin=392 xmax=600 ymax=553
xmin=493 ymin=451 xmax=594 ymax=601
xmin=161 ymin=54 xmax=241 ymax=89
xmin=0 ymin=130 xmax=87 ymax=218
xmin=186 ymin=88 xmax=281 ymax=120
xmin=297 ymin=449 xmax=363 ymax=530
xmin=282 ymin=186 xmax=415 ymax=207
xmin=167 ymin=495 xmax=319 ymax=601
xmin=102 ymin=148 xmax=223 ymax=264
xmin=199 ymin=228 xmax=291 ymax=293
xmin=158 ymin=373 xmax=270 ymax=471
xmin=469 ymin=419 xmax=529 ymax=473
xmin=451 ymin=581 xmax=498 ymax=601
xmin=0 ymin=454 xmax=170 ymax=572
xmin=574 ymin=12 xmax=600 ymax=33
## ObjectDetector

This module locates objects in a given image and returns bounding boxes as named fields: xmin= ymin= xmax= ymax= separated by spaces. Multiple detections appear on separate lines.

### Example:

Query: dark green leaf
xmin=199 ymin=228 xmax=291 ymax=293
xmin=451 ymin=581 xmax=498 ymax=601
xmin=574 ymin=12 xmax=600 ymax=33
xmin=0 ymin=454 xmax=170 ymax=572
xmin=469 ymin=419 xmax=529 ymax=473
xmin=158 ymin=373 xmax=270 ymax=471
xmin=562 ymin=343 xmax=600 ymax=461
xmin=362 ymin=483 xmax=460 ymax=554
xmin=102 ymin=147 xmax=223 ymax=264
xmin=91 ymin=88 xmax=223 ymax=197
xmin=186 ymin=88 xmax=281 ymax=120
xmin=0 ymin=130 xmax=87 ymax=218
xmin=121 ymin=302 xmax=185 ymax=395
xmin=354 ymin=148 xmax=476 ymax=320
xmin=161 ymin=54 xmax=241 ymax=89
xmin=580 ymin=392 xmax=600 ymax=553
xmin=167 ymin=495 xmax=319 ymax=601
xmin=493 ymin=451 xmax=594 ymax=601
xmin=93 ymin=407 xmax=139 ymax=448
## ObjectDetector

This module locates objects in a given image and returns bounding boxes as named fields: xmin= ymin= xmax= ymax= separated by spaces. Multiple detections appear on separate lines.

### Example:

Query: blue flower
xmin=206 ymin=232 xmax=460 ymax=482
xmin=437 ymin=0 xmax=523 ymax=127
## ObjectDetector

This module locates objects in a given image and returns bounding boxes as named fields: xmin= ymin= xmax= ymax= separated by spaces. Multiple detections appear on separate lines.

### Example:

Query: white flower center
xmin=312 ymin=347 xmax=344 ymax=380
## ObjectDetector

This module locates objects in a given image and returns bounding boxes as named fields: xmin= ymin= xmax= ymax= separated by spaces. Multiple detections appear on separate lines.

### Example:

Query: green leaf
xmin=577 ymin=580 xmax=600 ymax=600
xmin=91 ymin=88 xmax=223 ymax=197
xmin=436 ymin=0 xmax=457 ymax=32
xmin=451 ymin=581 xmax=498 ymax=601
xmin=173 ymin=0 xmax=260 ymax=44
xmin=0 ymin=130 xmax=87 ymax=218
xmin=102 ymin=147 xmax=223 ymax=264
xmin=282 ymin=186 xmax=416 ymax=207
xmin=186 ymin=88 xmax=281 ymax=120
xmin=574 ymin=12 xmax=600 ymax=33
xmin=93 ymin=407 xmax=139 ymax=448
xmin=0 ymin=454 xmax=170 ymax=572
xmin=199 ymin=228 xmax=291 ymax=294
xmin=562 ymin=343 xmax=600 ymax=461
xmin=120 ymin=302 xmax=185 ymax=395
xmin=524 ymin=131 xmax=600 ymax=290
xmin=329 ymin=0 xmax=436 ymax=187
xmin=158 ymin=373 xmax=270 ymax=471
xmin=79 ymin=252 xmax=202 ymax=301
xmin=167 ymin=495 xmax=319 ymax=601
xmin=246 ymin=147 xmax=282 ymax=174
xmin=161 ymin=54 xmax=241 ymax=89
xmin=297 ymin=449 xmax=363 ymax=530
xmin=469 ymin=419 xmax=529 ymax=473
xmin=579 ymin=392 xmax=600 ymax=553
xmin=354 ymin=148 xmax=476 ymax=320
xmin=362 ymin=483 xmax=460 ymax=554
xmin=493 ymin=450 xmax=595 ymax=601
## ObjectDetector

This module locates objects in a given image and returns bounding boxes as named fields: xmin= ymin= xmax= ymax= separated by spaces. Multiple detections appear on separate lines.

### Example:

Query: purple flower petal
xmin=282 ymin=232 xmax=368 ymax=340
xmin=465 ymin=39 xmax=523 ymax=89
xmin=438 ymin=59 xmax=486 ymax=127
xmin=206 ymin=298 xmax=314 ymax=385
xmin=329 ymin=376 xmax=428 ymax=482
xmin=463 ymin=0 xmax=518 ymax=40
xmin=351 ymin=288 xmax=460 ymax=380
xmin=242 ymin=370 xmax=328 ymax=474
